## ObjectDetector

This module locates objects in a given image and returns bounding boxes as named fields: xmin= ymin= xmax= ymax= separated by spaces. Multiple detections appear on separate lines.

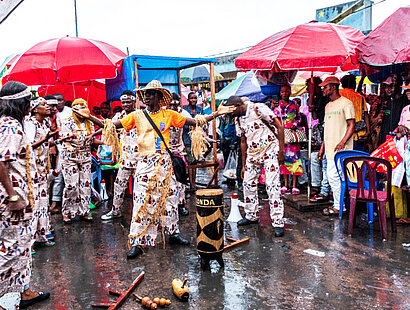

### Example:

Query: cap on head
xmin=319 ymin=76 xmax=340 ymax=87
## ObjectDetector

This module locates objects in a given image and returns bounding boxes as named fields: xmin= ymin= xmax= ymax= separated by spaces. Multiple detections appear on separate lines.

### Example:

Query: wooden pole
xmin=133 ymin=59 xmax=140 ymax=109
xmin=177 ymin=69 xmax=182 ymax=108
xmin=209 ymin=62 xmax=218 ymax=186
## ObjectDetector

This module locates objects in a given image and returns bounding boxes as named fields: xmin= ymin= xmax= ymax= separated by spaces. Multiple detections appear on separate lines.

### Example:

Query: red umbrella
xmin=356 ymin=7 xmax=410 ymax=66
xmin=37 ymin=80 xmax=106 ymax=110
xmin=3 ymin=36 xmax=127 ymax=85
xmin=235 ymin=22 xmax=364 ymax=72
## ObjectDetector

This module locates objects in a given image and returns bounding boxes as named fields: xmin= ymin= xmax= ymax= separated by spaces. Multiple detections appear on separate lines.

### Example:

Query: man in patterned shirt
xmin=226 ymin=96 xmax=286 ymax=237
xmin=101 ymin=90 xmax=139 ymax=220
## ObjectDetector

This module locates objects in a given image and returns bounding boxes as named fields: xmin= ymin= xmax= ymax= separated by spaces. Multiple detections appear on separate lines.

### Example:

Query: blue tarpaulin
xmin=106 ymin=55 xmax=216 ymax=101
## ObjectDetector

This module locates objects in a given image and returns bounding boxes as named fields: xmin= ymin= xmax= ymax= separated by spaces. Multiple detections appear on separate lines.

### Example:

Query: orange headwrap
xmin=72 ymin=98 xmax=93 ymax=135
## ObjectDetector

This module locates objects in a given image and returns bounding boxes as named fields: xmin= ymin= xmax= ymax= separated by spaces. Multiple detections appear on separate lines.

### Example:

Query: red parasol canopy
xmin=356 ymin=7 xmax=410 ymax=66
xmin=37 ymin=80 xmax=106 ymax=110
xmin=235 ymin=22 xmax=364 ymax=72
xmin=3 ymin=36 xmax=127 ymax=85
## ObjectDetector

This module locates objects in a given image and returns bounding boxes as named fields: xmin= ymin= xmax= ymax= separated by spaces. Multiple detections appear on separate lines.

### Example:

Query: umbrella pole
xmin=307 ymin=69 xmax=314 ymax=199
xmin=307 ymin=115 xmax=312 ymax=199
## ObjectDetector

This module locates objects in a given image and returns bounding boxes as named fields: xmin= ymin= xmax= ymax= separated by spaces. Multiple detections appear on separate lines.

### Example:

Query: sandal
xmin=310 ymin=193 xmax=329 ymax=202
xmin=63 ymin=216 xmax=72 ymax=224
xmin=80 ymin=214 xmax=94 ymax=222
xmin=292 ymin=188 xmax=300 ymax=195
xmin=280 ymin=186 xmax=289 ymax=194
xmin=397 ymin=218 xmax=410 ymax=226
xmin=322 ymin=206 xmax=339 ymax=216
xmin=45 ymin=240 xmax=55 ymax=247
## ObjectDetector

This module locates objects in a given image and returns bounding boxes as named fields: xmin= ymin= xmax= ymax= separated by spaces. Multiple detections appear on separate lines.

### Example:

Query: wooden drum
xmin=196 ymin=188 xmax=224 ymax=269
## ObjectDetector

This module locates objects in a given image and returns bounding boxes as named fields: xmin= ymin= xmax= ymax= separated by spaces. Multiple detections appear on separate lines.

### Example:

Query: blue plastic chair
xmin=334 ymin=150 xmax=374 ymax=223
xmin=91 ymin=155 xmax=102 ymax=192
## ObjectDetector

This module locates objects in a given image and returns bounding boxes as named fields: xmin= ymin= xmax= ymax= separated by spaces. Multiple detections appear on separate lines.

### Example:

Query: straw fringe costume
xmin=0 ymin=116 xmax=35 ymax=297
xmin=59 ymin=116 xmax=93 ymax=218
xmin=111 ymin=111 xmax=138 ymax=215
xmin=120 ymin=109 xmax=186 ymax=246
xmin=25 ymin=116 xmax=52 ymax=242
xmin=236 ymin=102 xmax=284 ymax=227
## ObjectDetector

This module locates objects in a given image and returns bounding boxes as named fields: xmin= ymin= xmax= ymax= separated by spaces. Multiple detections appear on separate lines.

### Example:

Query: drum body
xmin=196 ymin=189 xmax=224 ymax=263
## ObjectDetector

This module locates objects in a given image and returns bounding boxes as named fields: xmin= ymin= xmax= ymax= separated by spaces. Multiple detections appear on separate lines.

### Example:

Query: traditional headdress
xmin=30 ymin=97 xmax=46 ymax=111
xmin=120 ymin=94 xmax=136 ymax=102
xmin=0 ymin=87 xmax=31 ymax=100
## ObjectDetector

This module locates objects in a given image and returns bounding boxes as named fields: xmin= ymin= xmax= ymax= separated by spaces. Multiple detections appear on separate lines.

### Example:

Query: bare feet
xmin=49 ymin=201 xmax=60 ymax=214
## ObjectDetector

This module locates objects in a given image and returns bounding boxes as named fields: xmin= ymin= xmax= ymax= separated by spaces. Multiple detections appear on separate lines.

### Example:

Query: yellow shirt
xmin=324 ymin=96 xmax=355 ymax=159
xmin=120 ymin=109 xmax=186 ymax=154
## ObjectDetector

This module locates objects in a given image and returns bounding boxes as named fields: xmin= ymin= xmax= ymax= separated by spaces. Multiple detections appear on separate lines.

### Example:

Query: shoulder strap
xmin=142 ymin=110 xmax=173 ymax=157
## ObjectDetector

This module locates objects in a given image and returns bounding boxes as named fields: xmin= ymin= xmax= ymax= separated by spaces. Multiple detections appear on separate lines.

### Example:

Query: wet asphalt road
xmin=29 ymin=171 xmax=409 ymax=310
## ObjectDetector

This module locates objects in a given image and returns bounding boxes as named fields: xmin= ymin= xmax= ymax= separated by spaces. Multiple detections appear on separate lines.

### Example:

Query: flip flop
xmin=310 ymin=194 xmax=329 ymax=202
xmin=397 ymin=218 xmax=410 ymax=226
xmin=322 ymin=207 xmax=339 ymax=216
xmin=280 ymin=186 xmax=289 ymax=194
xmin=45 ymin=241 xmax=55 ymax=247
xmin=292 ymin=188 xmax=300 ymax=195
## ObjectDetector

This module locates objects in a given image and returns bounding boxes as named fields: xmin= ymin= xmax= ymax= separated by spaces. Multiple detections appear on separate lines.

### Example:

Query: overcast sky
xmin=0 ymin=0 xmax=407 ymax=62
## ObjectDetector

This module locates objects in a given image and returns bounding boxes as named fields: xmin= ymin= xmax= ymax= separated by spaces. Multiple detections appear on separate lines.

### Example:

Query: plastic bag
xmin=97 ymin=145 xmax=119 ymax=165
xmin=370 ymin=136 xmax=403 ymax=173
xmin=223 ymin=150 xmax=237 ymax=180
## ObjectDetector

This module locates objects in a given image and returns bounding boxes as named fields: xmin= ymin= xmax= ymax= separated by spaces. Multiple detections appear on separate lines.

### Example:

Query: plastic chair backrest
xmin=334 ymin=150 xmax=369 ymax=182
xmin=343 ymin=156 xmax=392 ymax=201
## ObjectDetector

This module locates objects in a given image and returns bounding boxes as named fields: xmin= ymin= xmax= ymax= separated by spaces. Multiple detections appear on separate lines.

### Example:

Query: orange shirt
xmin=120 ymin=109 xmax=186 ymax=154
xmin=339 ymin=88 xmax=367 ymax=122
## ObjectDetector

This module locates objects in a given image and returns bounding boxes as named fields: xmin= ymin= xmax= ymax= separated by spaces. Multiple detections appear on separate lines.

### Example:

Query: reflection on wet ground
xmin=30 ymin=170 xmax=409 ymax=309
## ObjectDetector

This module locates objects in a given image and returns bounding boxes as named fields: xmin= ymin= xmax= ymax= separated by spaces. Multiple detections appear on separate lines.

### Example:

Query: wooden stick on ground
xmin=108 ymin=271 xmax=145 ymax=310
xmin=223 ymin=237 xmax=250 ymax=251
xmin=92 ymin=271 xmax=145 ymax=309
